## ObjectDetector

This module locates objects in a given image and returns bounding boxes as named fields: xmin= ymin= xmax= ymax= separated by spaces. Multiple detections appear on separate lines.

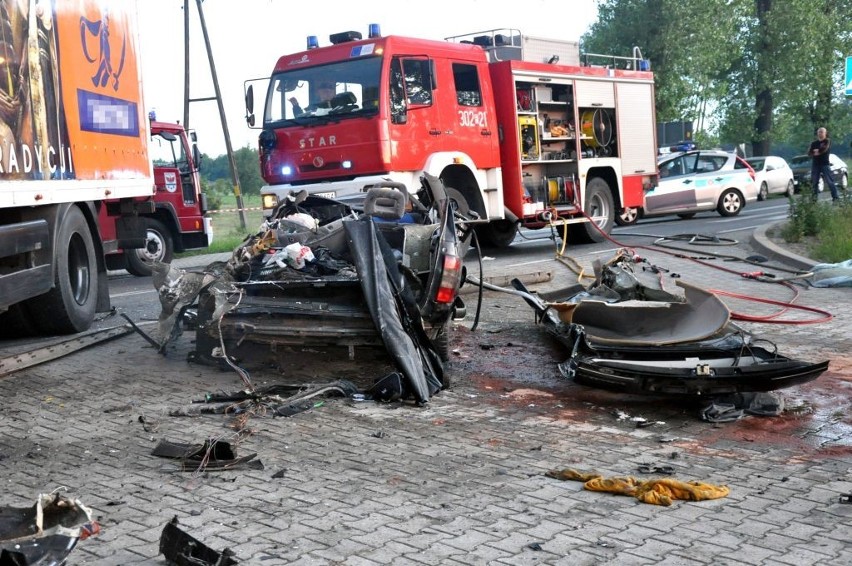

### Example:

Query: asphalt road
xmin=1 ymin=194 xmax=850 ymax=565
xmin=0 ymin=194 xmax=803 ymax=357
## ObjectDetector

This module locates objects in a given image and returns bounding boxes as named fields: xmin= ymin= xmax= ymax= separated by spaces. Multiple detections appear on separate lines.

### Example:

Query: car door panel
xmin=645 ymin=177 xmax=699 ymax=213
xmin=646 ymin=154 xmax=700 ymax=214
xmin=692 ymin=154 xmax=725 ymax=208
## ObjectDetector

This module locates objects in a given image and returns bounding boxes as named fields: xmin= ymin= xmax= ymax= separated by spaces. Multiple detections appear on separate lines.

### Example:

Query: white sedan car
xmin=643 ymin=150 xmax=759 ymax=220
xmin=746 ymin=155 xmax=795 ymax=200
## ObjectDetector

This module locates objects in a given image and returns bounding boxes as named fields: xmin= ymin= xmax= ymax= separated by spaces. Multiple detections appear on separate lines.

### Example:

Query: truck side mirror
xmin=245 ymin=84 xmax=255 ymax=126
xmin=193 ymin=144 xmax=202 ymax=169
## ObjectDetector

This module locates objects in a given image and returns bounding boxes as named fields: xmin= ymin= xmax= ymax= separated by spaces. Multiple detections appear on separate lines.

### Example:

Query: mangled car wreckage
xmin=155 ymin=174 xmax=469 ymax=405
xmin=513 ymin=253 xmax=829 ymax=397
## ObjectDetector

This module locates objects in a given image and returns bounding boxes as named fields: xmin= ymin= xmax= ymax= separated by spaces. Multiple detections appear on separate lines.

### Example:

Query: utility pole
xmin=183 ymin=0 xmax=247 ymax=230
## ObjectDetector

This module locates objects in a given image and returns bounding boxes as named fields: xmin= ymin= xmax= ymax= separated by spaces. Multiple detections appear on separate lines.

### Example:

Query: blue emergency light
xmin=307 ymin=35 xmax=319 ymax=49
xmin=368 ymin=23 xmax=381 ymax=38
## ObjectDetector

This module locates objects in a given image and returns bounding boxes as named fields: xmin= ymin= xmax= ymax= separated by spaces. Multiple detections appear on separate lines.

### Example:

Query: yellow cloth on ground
xmin=546 ymin=468 xmax=729 ymax=506
xmin=634 ymin=478 xmax=730 ymax=506
xmin=584 ymin=476 xmax=642 ymax=496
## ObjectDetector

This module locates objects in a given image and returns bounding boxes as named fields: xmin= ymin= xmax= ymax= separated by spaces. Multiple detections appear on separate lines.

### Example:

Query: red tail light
xmin=435 ymin=254 xmax=462 ymax=304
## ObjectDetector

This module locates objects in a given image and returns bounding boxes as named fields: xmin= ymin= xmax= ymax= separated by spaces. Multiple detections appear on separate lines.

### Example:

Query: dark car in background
xmin=789 ymin=153 xmax=849 ymax=193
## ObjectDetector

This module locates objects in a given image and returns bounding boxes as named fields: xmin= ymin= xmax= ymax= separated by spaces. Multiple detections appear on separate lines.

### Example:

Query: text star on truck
xmin=0 ymin=0 xmax=194 ymax=335
xmin=244 ymin=26 xmax=658 ymax=248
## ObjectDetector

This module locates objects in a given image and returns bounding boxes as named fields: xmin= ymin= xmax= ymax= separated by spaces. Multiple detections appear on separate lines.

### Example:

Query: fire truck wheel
xmin=477 ymin=219 xmax=518 ymax=248
xmin=615 ymin=206 xmax=640 ymax=226
xmin=572 ymin=177 xmax=614 ymax=243
xmin=26 ymin=205 xmax=98 ymax=334
xmin=126 ymin=218 xmax=174 ymax=277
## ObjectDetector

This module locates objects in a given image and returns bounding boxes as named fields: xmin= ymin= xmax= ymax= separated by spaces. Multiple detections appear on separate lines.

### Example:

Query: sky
xmin=136 ymin=0 xmax=600 ymax=158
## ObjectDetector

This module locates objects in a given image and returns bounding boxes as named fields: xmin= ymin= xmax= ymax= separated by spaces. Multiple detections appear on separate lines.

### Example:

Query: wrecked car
xmin=181 ymin=174 xmax=469 ymax=404
xmin=513 ymin=252 xmax=829 ymax=396
xmin=0 ymin=492 xmax=99 ymax=565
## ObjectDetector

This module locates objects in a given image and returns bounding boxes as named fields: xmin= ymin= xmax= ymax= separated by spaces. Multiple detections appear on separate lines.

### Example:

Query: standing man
xmin=809 ymin=127 xmax=840 ymax=201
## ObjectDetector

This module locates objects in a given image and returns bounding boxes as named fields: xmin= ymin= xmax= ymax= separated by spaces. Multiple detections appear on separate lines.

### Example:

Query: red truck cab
xmin=100 ymin=119 xmax=212 ymax=276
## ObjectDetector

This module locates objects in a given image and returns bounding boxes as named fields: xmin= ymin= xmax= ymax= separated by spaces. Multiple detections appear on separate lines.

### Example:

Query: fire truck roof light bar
xmin=330 ymin=31 xmax=363 ymax=45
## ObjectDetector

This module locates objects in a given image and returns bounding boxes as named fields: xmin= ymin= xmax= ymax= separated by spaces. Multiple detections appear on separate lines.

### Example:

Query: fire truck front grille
xmin=299 ymin=162 xmax=343 ymax=173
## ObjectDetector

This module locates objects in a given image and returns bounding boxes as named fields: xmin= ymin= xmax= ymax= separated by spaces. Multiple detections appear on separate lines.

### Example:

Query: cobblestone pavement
xmin=0 ymin=230 xmax=850 ymax=565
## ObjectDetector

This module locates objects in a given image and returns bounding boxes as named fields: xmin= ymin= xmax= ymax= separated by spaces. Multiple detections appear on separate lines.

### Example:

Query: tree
xmin=583 ymin=0 xmax=739 ymax=128
xmin=232 ymin=146 xmax=264 ymax=196
xmin=583 ymin=0 xmax=852 ymax=155
xmin=199 ymin=146 xmax=264 ymax=199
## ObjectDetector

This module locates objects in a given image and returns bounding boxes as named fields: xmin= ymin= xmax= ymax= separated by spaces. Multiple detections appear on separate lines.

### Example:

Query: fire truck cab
xmin=246 ymin=26 xmax=657 ymax=247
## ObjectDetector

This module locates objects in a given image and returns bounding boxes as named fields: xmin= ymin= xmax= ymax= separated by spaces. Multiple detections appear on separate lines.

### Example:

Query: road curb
xmin=749 ymin=221 xmax=817 ymax=271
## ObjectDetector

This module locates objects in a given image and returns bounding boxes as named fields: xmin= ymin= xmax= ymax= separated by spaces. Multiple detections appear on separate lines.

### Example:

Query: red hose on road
xmin=709 ymin=288 xmax=833 ymax=324
xmin=566 ymin=210 xmax=833 ymax=325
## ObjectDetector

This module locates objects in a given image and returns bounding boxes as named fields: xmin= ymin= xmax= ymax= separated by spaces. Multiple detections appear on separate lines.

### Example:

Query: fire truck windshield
xmin=264 ymin=57 xmax=382 ymax=125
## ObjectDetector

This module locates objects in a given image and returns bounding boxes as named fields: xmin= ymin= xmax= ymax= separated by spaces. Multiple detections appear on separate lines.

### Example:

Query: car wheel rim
xmin=724 ymin=193 xmax=741 ymax=213
xmin=137 ymin=231 xmax=165 ymax=263
xmin=590 ymin=194 xmax=611 ymax=228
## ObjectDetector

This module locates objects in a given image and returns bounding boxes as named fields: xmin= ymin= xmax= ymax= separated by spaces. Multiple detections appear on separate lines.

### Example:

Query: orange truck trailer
xmin=245 ymin=26 xmax=658 ymax=248
xmin=0 ymin=0 xmax=176 ymax=334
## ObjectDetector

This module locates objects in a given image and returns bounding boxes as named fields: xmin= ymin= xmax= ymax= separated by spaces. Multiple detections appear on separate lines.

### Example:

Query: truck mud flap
xmin=345 ymin=220 xmax=443 ymax=404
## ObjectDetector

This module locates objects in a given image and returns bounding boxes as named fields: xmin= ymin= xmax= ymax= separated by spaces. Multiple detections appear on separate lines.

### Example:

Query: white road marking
xmin=110 ymin=289 xmax=155 ymax=298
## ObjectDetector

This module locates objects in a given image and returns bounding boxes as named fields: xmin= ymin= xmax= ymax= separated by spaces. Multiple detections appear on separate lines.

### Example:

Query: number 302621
xmin=458 ymin=110 xmax=487 ymax=128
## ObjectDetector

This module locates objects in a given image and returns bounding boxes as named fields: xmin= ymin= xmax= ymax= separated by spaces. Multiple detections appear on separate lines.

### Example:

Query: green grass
xmin=782 ymin=186 xmax=852 ymax=263
xmin=809 ymin=200 xmax=852 ymax=262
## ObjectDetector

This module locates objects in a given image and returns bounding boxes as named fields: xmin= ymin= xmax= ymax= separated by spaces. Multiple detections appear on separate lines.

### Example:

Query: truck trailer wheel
xmin=26 ymin=206 xmax=98 ymax=334
xmin=571 ymin=177 xmax=614 ymax=243
xmin=126 ymin=218 xmax=174 ymax=277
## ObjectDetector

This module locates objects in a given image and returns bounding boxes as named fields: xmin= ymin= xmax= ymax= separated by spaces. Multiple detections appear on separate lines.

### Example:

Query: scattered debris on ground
xmin=0 ymin=492 xmax=99 ymax=564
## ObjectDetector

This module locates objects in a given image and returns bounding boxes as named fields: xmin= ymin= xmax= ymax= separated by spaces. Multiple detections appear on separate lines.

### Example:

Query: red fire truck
xmin=245 ymin=26 xmax=658 ymax=247
xmin=99 ymin=118 xmax=212 ymax=277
